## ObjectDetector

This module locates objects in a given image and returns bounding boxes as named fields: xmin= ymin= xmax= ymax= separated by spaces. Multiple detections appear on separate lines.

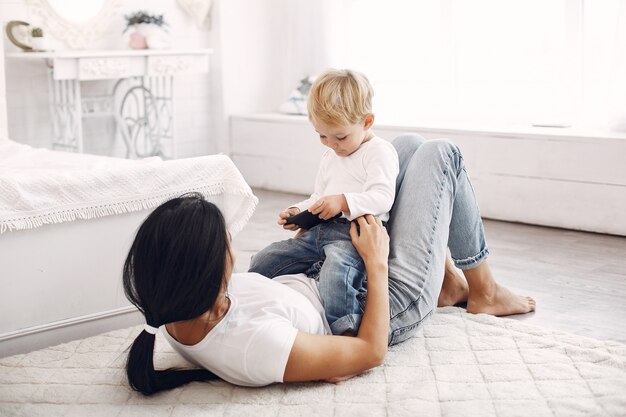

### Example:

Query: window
xmin=328 ymin=0 xmax=625 ymax=131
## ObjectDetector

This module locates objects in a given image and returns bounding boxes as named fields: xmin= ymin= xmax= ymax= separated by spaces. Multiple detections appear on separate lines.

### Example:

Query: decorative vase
xmin=128 ymin=23 xmax=169 ymax=50
xmin=129 ymin=32 xmax=147 ymax=49
xmin=146 ymin=30 xmax=170 ymax=49
xmin=128 ymin=24 xmax=154 ymax=49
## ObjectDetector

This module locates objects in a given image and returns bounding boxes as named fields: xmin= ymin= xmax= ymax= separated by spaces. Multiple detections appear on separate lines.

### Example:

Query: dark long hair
xmin=123 ymin=193 xmax=229 ymax=395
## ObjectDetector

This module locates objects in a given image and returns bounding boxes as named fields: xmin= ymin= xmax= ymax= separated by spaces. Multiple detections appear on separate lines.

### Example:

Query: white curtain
xmin=323 ymin=0 xmax=626 ymax=132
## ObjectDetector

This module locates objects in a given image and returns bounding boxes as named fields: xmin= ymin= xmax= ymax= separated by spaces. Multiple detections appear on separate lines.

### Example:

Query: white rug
xmin=1 ymin=307 xmax=625 ymax=417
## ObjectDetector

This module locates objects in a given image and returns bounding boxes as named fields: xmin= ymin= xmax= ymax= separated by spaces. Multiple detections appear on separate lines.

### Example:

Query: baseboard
xmin=0 ymin=306 xmax=143 ymax=358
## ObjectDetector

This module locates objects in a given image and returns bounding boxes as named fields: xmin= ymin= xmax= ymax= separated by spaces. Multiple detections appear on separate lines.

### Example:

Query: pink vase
xmin=129 ymin=32 xmax=148 ymax=50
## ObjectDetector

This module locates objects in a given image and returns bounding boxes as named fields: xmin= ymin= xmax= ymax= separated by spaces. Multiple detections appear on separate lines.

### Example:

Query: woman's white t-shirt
xmin=162 ymin=272 xmax=329 ymax=387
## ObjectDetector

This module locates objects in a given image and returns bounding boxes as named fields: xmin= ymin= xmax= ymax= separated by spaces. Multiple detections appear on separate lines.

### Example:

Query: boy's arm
xmin=343 ymin=144 xmax=399 ymax=220
xmin=308 ymin=194 xmax=348 ymax=220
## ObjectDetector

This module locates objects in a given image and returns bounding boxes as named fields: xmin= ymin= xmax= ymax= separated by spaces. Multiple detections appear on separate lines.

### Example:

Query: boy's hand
xmin=278 ymin=207 xmax=301 ymax=231
xmin=309 ymin=195 xmax=347 ymax=220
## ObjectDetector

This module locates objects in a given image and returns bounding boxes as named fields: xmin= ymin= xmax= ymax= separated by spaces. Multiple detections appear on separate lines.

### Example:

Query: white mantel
xmin=6 ymin=50 xmax=213 ymax=79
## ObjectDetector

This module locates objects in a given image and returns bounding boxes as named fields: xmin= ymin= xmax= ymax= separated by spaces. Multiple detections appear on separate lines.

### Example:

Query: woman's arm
xmin=283 ymin=215 xmax=390 ymax=382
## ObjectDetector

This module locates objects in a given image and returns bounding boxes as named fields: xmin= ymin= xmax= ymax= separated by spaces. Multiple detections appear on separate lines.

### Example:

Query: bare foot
xmin=438 ymin=264 xmax=469 ymax=307
xmin=466 ymin=282 xmax=536 ymax=316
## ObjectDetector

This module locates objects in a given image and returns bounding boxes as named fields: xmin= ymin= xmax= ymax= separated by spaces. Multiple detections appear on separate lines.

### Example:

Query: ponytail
xmin=123 ymin=194 xmax=229 ymax=396
xmin=126 ymin=330 xmax=217 ymax=396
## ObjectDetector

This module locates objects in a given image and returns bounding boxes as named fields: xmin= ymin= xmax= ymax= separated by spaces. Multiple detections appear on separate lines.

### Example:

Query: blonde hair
xmin=307 ymin=69 xmax=373 ymax=126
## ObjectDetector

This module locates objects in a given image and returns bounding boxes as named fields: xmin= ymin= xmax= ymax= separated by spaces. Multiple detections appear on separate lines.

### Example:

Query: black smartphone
xmin=285 ymin=210 xmax=341 ymax=229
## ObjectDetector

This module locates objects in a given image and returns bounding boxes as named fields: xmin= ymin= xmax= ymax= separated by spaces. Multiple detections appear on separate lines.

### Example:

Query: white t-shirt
xmin=293 ymin=136 xmax=399 ymax=222
xmin=162 ymin=272 xmax=329 ymax=387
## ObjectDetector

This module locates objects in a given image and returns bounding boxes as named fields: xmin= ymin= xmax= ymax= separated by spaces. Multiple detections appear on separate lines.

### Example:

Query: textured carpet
xmin=1 ymin=307 xmax=625 ymax=417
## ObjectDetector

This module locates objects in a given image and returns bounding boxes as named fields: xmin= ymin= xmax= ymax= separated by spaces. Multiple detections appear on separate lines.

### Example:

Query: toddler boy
xmin=249 ymin=69 xmax=399 ymax=335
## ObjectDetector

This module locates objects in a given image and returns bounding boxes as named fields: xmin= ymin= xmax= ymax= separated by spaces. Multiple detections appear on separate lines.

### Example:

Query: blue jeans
xmin=386 ymin=134 xmax=489 ymax=345
xmin=249 ymin=218 xmax=366 ymax=335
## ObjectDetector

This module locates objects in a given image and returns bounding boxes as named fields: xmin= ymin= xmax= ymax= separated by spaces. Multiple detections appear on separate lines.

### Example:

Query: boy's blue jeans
xmin=249 ymin=218 xmax=366 ymax=335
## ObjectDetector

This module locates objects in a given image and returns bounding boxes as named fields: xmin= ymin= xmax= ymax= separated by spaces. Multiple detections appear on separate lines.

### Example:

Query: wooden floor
xmin=233 ymin=189 xmax=626 ymax=344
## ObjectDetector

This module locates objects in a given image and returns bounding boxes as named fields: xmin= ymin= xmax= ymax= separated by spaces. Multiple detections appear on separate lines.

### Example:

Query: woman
xmin=123 ymin=134 xmax=535 ymax=395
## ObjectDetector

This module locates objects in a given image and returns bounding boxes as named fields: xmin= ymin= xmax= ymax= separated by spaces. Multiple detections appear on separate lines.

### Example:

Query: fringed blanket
xmin=0 ymin=140 xmax=257 ymax=235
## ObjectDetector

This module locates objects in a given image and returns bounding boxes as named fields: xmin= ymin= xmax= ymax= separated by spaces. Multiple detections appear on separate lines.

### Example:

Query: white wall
xmin=211 ymin=0 xmax=332 ymax=154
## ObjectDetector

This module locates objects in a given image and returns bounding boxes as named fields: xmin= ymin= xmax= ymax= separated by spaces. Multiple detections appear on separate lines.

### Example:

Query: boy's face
xmin=312 ymin=114 xmax=375 ymax=157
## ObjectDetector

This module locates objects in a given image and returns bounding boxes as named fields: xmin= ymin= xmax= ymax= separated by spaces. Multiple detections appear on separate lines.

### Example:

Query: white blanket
xmin=1 ymin=307 xmax=624 ymax=416
xmin=0 ymin=140 xmax=257 ymax=234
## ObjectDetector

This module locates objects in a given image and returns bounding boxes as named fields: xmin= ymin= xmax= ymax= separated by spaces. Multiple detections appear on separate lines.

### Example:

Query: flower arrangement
xmin=30 ymin=27 xmax=43 ymax=37
xmin=123 ymin=11 xmax=168 ymax=33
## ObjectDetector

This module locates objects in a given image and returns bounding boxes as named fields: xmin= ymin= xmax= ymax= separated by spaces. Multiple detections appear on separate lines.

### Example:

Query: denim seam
xmin=340 ymin=264 xmax=364 ymax=317
xmin=454 ymin=247 xmax=490 ymax=269
xmin=392 ymin=306 xmax=432 ymax=334
xmin=389 ymin=307 xmax=434 ymax=346
xmin=342 ymin=258 xmax=364 ymax=269
xmin=268 ymin=257 xmax=320 ymax=277
xmin=446 ymin=145 xmax=489 ymax=269
xmin=330 ymin=314 xmax=361 ymax=335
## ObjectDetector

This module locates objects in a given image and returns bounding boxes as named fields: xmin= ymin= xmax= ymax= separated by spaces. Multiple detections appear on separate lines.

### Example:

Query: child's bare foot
xmin=438 ymin=262 xmax=469 ymax=307
xmin=466 ymin=282 xmax=536 ymax=316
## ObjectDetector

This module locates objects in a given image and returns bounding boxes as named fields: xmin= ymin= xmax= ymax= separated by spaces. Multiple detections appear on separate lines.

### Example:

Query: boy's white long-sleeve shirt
xmin=292 ymin=137 xmax=399 ymax=222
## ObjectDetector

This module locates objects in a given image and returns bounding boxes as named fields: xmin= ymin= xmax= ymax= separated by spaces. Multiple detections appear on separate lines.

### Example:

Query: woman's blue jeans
xmin=386 ymin=134 xmax=489 ymax=345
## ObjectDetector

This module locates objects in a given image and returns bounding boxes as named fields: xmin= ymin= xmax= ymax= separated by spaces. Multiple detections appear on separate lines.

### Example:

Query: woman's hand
xmin=278 ymin=207 xmax=300 ymax=231
xmin=349 ymin=215 xmax=390 ymax=268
